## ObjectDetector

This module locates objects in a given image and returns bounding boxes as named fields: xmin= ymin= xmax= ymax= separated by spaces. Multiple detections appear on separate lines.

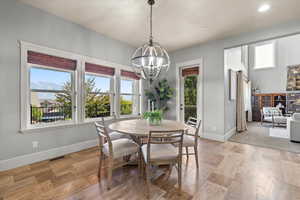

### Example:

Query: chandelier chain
xmin=149 ymin=1 xmax=153 ymax=44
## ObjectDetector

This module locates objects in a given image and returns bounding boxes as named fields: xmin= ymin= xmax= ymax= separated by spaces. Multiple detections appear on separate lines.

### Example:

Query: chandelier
xmin=131 ymin=0 xmax=170 ymax=83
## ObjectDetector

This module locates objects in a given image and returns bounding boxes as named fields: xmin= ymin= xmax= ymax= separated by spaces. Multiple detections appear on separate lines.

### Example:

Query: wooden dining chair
xmin=181 ymin=117 xmax=201 ymax=168
xmin=95 ymin=120 xmax=139 ymax=190
xmin=108 ymin=114 xmax=131 ymax=141
xmin=141 ymin=130 xmax=184 ymax=198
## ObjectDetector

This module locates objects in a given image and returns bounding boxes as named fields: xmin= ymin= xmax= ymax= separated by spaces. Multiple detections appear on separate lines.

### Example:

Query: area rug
xmin=229 ymin=122 xmax=300 ymax=153
xmin=269 ymin=127 xmax=289 ymax=139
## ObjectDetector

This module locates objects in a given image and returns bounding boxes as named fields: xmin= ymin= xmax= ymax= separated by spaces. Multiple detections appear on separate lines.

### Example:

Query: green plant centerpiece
xmin=143 ymin=110 xmax=163 ymax=126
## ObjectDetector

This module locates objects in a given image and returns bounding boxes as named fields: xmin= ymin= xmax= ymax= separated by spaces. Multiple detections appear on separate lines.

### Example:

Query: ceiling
xmin=19 ymin=0 xmax=300 ymax=51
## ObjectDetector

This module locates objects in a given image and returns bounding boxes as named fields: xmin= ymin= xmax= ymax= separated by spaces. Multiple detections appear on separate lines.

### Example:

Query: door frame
xmin=175 ymin=58 xmax=204 ymax=135
xmin=179 ymin=72 xmax=198 ymax=122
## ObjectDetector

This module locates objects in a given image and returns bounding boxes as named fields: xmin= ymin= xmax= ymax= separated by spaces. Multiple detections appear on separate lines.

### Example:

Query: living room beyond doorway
xmin=227 ymin=33 xmax=300 ymax=152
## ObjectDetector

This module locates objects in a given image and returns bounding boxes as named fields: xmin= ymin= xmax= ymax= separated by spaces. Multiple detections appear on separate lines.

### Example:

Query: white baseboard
xmin=0 ymin=128 xmax=237 ymax=171
xmin=224 ymin=128 xmax=236 ymax=141
xmin=201 ymin=132 xmax=225 ymax=142
xmin=201 ymin=128 xmax=236 ymax=142
xmin=0 ymin=139 xmax=98 ymax=171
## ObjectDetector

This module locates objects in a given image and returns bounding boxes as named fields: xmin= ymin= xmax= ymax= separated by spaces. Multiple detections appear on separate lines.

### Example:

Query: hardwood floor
xmin=1 ymin=139 xmax=300 ymax=200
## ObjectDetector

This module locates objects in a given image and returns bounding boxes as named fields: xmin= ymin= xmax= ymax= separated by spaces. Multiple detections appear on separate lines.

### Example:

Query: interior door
xmin=179 ymin=67 xmax=199 ymax=123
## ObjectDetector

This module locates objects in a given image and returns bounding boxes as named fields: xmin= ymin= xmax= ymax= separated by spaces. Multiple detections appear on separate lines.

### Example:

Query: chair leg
xmin=141 ymin=157 xmax=145 ymax=179
xmin=143 ymin=158 xmax=147 ymax=180
xmin=164 ymin=164 xmax=173 ymax=180
xmin=185 ymin=147 xmax=189 ymax=159
xmin=146 ymin=163 xmax=151 ymax=199
xmin=98 ymin=151 xmax=103 ymax=179
xmin=177 ymin=160 xmax=182 ymax=193
xmin=107 ymin=156 xmax=113 ymax=190
xmin=194 ymin=145 xmax=199 ymax=168
xmin=138 ymin=151 xmax=142 ymax=177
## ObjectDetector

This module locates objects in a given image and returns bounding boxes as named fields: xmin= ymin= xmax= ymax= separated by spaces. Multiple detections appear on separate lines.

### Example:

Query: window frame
xmin=20 ymin=41 xmax=142 ymax=132
xmin=29 ymin=65 xmax=76 ymax=127
xmin=83 ymin=71 xmax=115 ymax=122
xmin=253 ymin=41 xmax=276 ymax=70
xmin=20 ymin=42 xmax=81 ymax=131
xmin=119 ymin=76 xmax=141 ymax=118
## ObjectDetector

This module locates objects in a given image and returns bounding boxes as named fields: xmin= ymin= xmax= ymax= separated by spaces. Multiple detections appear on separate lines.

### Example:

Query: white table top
xmin=109 ymin=119 xmax=186 ymax=137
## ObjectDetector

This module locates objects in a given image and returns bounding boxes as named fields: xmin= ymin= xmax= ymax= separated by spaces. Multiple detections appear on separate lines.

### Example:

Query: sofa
xmin=290 ymin=113 xmax=300 ymax=143
xmin=261 ymin=107 xmax=287 ymax=127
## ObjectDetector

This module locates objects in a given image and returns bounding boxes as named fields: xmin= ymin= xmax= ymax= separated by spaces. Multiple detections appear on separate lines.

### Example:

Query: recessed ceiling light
xmin=258 ymin=4 xmax=271 ymax=13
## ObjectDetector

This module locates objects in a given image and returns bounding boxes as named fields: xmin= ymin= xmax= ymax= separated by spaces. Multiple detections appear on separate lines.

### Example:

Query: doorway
xmin=179 ymin=66 xmax=200 ymax=123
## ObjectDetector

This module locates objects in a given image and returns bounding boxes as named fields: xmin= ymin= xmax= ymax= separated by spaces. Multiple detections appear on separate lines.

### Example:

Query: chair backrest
xmin=146 ymin=130 xmax=184 ymax=163
xmin=95 ymin=118 xmax=113 ymax=153
xmin=186 ymin=117 xmax=197 ymax=127
xmin=186 ymin=117 xmax=202 ymax=142
xmin=262 ymin=107 xmax=282 ymax=117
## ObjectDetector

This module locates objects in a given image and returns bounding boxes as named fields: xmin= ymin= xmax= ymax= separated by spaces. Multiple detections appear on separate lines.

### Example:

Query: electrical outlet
xmin=32 ymin=141 xmax=39 ymax=150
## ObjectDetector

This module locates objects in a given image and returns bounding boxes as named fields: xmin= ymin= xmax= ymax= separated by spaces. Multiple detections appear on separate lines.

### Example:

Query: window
xmin=120 ymin=70 xmax=141 ymax=116
xmin=120 ymin=79 xmax=135 ymax=115
xmin=254 ymin=42 xmax=275 ymax=69
xmin=225 ymin=45 xmax=249 ymax=77
xmin=20 ymin=42 xmax=142 ymax=131
xmin=84 ymin=74 xmax=112 ymax=119
xmin=22 ymin=49 xmax=77 ymax=129
xmin=30 ymin=67 xmax=74 ymax=125
xmin=243 ymin=80 xmax=251 ymax=111
xmin=84 ymin=62 xmax=115 ymax=120
xmin=119 ymin=78 xmax=141 ymax=116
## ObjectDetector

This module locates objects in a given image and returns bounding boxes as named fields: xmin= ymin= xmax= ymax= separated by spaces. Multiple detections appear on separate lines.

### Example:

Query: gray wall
xmin=2 ymin=0 xmax=300 ymax=162
xmin=169 ymin=20 xmax=300 ymax=137
xmin=171 ymin=42 xmax=225 ymax=137
xmin=249 ymin=34 xmax=300 ymax=93
xmin=0 ymin=0 xmax=135 ymax=160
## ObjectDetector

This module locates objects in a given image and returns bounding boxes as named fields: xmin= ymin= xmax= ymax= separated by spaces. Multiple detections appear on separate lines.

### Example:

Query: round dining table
xmin=109 ymin=119 xmax=187 ymax=169
xmin=109 ymin=119 xmax=186 ymax=143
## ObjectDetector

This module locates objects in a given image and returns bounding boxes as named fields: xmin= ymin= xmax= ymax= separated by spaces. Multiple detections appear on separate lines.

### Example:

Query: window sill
xmin=20 ymin=116 xmax=140 ymax=134
xmin=119 ymin=114 xmax=140 ymax=119
xmin=253 ymin=66 xmax=275 ymax=70
xmin=84 ymin=116 xmax=114 ymax=123
xmin=20 ymin=122 xmax=78 ymax=134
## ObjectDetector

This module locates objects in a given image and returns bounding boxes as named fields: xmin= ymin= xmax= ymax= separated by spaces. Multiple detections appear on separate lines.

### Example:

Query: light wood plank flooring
xmin=1 ymin=139 xmax=300 ymax=200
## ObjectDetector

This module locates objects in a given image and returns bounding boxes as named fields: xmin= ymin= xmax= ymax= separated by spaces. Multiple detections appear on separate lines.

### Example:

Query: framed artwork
xmin=229 ymin=69 xmax=237 ymax=100
xmin=287 ymin=65 xmax=300 ymax=91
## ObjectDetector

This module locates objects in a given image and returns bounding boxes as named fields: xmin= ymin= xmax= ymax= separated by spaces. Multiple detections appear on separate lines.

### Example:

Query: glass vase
xmin=148 ymin=118 xmax=162 ymax=126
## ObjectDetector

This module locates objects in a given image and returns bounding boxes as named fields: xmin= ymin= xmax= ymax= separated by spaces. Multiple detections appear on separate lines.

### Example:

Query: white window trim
xmin=82 ymin=56 xmax=141 ymax=121
xmin=20 ymin=41 xmax=82 ymax=132
xmin=29 ymin=65 xmax=76 ymax=128
xmin=253 ymin=40 xmax=276 ymax=70
xmin=83 ymin=72 xmax=114 ymax=122
xmin=19 ymin=41 xmax=142 ymax=133
xmin=175 ymin=58 xmax=204 ymax=138
xmin=119 ymin=76 xmax=141 ymax=118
